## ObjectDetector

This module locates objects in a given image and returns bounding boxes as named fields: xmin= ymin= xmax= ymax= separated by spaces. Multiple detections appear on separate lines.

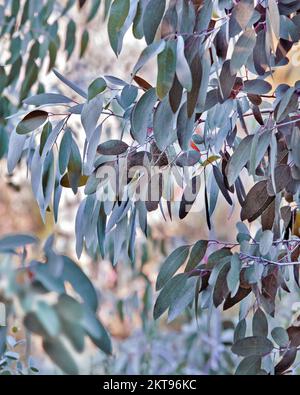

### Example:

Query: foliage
xmin=2 ymin=0 xmax=300 ymax=375
xmin=0 ymin=233 xmax=111 ymax=374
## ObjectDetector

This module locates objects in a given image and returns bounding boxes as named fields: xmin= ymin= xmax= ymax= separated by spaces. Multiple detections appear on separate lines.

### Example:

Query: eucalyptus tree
xmin=2 ymin=0 xmax=300 ymax=375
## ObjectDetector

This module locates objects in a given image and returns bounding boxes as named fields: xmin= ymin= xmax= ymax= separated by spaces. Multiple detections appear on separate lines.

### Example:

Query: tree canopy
xmin=1 ymin=0 xmax=300 ymax=375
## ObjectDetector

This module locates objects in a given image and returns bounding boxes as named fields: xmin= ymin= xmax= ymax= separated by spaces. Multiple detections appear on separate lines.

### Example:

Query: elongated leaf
xmin=230 ymin=28 xmax=256 ymax=74
xmin=156 ymin=245 xmax=190 ymax=291
xmin=53 ymin=69 xmax=87 ymax=99
xmin=62 ymin=256 xmax=98 ymax=312
xmin=243 ymin=79 xmax=272 ymax=94
xmin=226 ymin=135 xmax=253 ymax=186
xmin=185 ymin=240 xmax=208 ymax=272
xmin=131 ymin=88 xmax=157 ymax=144
xmin=24 ymin=93 xmax=73 ymax=106
xmin=0 ymin=234 xmax=38 ymax=251
xmin=97 ymin=139 xmax=128 ymax=155
xmin=154 ymin=273 xmax=188 ymax=319
xmin=232 ymin=336 xmax=274 ymax=357
xmin=156 ymin=40 xmax=176 ymax=99
xmin=82 ymin=307 xmax=112 ymax=354
xmin=235 ymin=356 xmax=262 ymax=375
xmin=88 ymin=78 xmax=107 ymax=100
xmin=253 ymin=308 xmax=268 ymax=337
xmin=16 ymin=110 xmax=48 ymax=135
xmin=143 ymin=0 xmax=166 ymax=45
xmin=176 ymin=36 xmax=192 ymax=91
xmin=271 ymin=327 xmax=289 ymax=348
xmin=213 ymin=165 xmax=232 ymax=205
xmin=153 ymin=96 xmax=176 ymax=151
xmin=259 ymin=230 xmax=273 ymax=256
xmin=132 ymin=40 xmax=165 ymax=76
xmin=107 ymin=0 xmax=130 ymax=55
xmin=43 ymin=338 xmax=78 ymax=375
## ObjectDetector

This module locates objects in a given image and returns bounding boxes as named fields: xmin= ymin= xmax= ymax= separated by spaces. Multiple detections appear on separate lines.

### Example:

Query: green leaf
xmin=107 ymin=0 xmax=130 ymax=56
xmin=291 ymin=127 xmax=300 ymax=168
xmin=153 ymin=96 xmax=176 ymax=151
xmin=24 ymin=93 xmax=73 ymax=106
xmin=0 ymin=127 xmax=8 ymax=160
xmin=235 ymin=356 xmax=262 ymax=375
xmin=187 ymin=53 xmax=202 ymax=117
xmin=226 ymin=135 xmax=254 ymax=186
xmin=176 ymin=36 xmax=192 ymax=91
xmin=227 ymin=253 xmax=242 ymax=295
xmin=62 ymin=256 xmax=98 ymax=312
xmin=87 ymin=0 xmax=101 ymax=23
xmin=276 ymin=87 xmax=296 ymax=122
xmin=229 ymin=0 xmax=254 ymax=37
xmin=243 ymin=79 xmax=272 ymax=94
xmin=185 ymin=240 xmax=208 ymax=272
xmin=156 ymin=245 xmax=190 ymax=291
xmin=43 ymin=338 xmax=78 ymax=375
xmin=271 ymin=327 xmax=289 ymax=348
xmin=80 ymin=29 xmax=89 ymax=58
xmin=132 ymin=40 xmax=165 ymax=76
xmin=154 ymin=273 xmax=188 ymax=319
xmin=36 ymin=301 xmax=60 ymax=338
xmin=232 ymin=336 xmax=274 ymax=357
xmin=88 ymin=78 xmax=107 ymax=101
xmin=65 ymin=20 xmax=76 ymax=60
xmin=53 ymin=69 xmax=87 ymax=99
xmin=234 ymin=319 xmax=247 ymax=343
xmin=55 ymin=295 xmax=83 ymax=323
xmin=177 ymin=102 xmax=194 ymax=151
xmin=0 ymin=234 xmax=38 ymax=251
xmin=168 ymin=276 xmax=197 ymax=322
xmin=81 ymin=94 xmax=103 ymax=141
xmin=230 ymin=28 xmax=256 ymax=74
xmin=97 ymin=139 xmax=128 ymax=155
xmin=59 ymin=129 xmax=72 ymax=175
xmin=143 ymin=0 xmax=166 ymax=45
xmin=259 ymin=230 xmax=273 ymax=256
xmin=156 ymin=40 xmax=176 ymax=99
xmin=131 ymin=87 xmax=157 ymax=144
xmin=253 ymin=308 xmax=268 ymax=337
xmin=82 ymin=307 xmax=112 ymax=354
xmin=16 ymin=110 xmax=48 ymax=135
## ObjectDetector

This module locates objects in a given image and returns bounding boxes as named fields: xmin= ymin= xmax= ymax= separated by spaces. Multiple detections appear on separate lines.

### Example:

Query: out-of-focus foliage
xmin=0 ymin=234 xmax=111 ymax=375
xmin=2 ymin=0 xmax=300 ymax=375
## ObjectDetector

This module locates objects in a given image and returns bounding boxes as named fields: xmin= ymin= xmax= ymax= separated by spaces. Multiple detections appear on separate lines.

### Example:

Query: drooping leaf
xmin=230 ymin=28 xmax=256 ymax=74
xmin=226 ymin=135 xmax=253 ymax=186
xmin=185 ymin=240 xmax=208 ymax=272
xmin=154 ymin=273 xmax=188 ymax=319
xmin=132 ymin=40 xmax=165 ymax=76
xmin=176 ymin=35 xmax=192 ymax=91
xmin=156 ymin=245 xmax=190 ymax=291
xmin=153 ymin=96 xmax=176 ymax=151
xmin=16 ymin=110 xmax=48 ymax=135
xmin=143 ymin=0 xmax=166 ymax=45
xmin=131 ymin=87 xmax=157 ymax=144
xmin=253 ymin=308 xmax=268 ymax=337
xmin=156 ymin=40 xmax=176 ymax=99
xmin=107 ymin=0 xmax=130 ymax=56
xmin=43 ymin=338 xmax=78 ymax=375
